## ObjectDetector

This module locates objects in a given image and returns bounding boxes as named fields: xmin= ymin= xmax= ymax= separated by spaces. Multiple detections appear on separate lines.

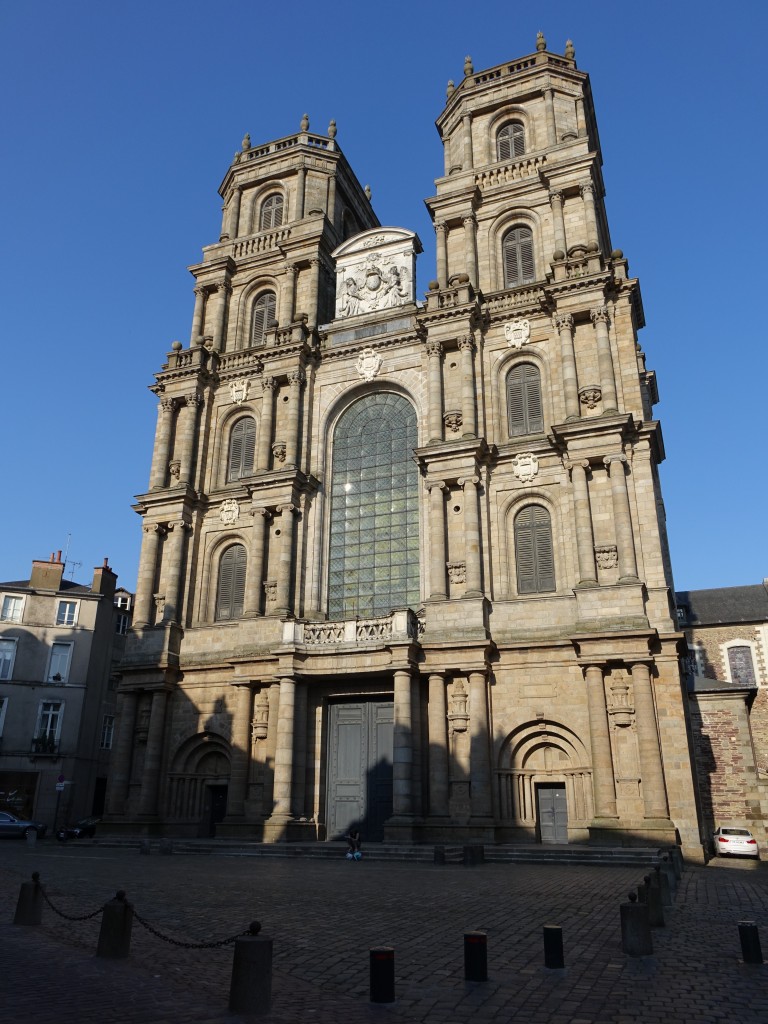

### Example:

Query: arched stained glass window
xmin=328 ymin=393 xmax=419 ymax=618
xmin=227 ymin=417 xmax=256 ymax=481
xmin=259 ymin=193 xmax=284 ymax=231
xmin=514 ymin=505 xmax=555 ymax=594
xmin=216 ymin=544 xmax=246 ymax=620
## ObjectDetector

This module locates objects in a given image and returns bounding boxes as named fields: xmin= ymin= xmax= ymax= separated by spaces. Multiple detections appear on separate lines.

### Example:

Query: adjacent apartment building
xmin=108 ymin=35 xmax=704 ymax=856
xmin=0 ymin=553 xmax=132 ymax=827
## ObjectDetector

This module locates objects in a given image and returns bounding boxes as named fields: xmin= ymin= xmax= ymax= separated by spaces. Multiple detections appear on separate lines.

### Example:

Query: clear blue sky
xmin=1 ymin=1 xmax=766 ymax=594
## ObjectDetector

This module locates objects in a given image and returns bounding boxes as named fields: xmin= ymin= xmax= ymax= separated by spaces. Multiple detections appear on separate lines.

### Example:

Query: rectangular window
xmin=56 ymin=600 xmax=78 ymax=626
xmin=1 ymin=595 xmax=23 ymax=622
xmin=100 ymin=714 xmax=115 ymax=749
xmin=115 ymin=594 xmax=131 ymax=610
xmin=0 ymin=639 xmax=17 ymax=681
xmin=0 ymin=696 xmax=7 ymax=736
xmin=115 ymin=613 xmax=129 ymax=635
xmin=36 ymin=700 xmax=63 ymax=746
xmin=48 ymin=643 xmax=72 ymax=683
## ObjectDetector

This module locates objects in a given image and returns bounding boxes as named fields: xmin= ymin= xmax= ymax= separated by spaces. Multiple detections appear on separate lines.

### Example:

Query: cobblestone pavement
xmin=1 ymin=842 xmax=767 ymax=1023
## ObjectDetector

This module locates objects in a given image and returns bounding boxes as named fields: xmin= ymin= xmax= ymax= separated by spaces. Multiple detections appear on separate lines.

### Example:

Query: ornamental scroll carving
xmin=595 ymin=545 xmax=618 ymax=569
xmin=447 ymin=681 xmax=469 ymax=733
xmin=251 ymin=691 xmax=269 ymax=741
xmin=447 ymin=561 xmax=466 ymax=584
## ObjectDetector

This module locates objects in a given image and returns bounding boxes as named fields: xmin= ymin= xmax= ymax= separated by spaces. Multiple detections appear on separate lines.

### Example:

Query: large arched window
xmin=507 ymin=363 xmax=543 ymax=436
xmin=227 ymin=417 xmax=256 ymax=482
xmin=328 ymin=393 xmax=419 ymax=618
xmin=514 ymin=505 xmax=555 ymax=594
xmin=497 ymin=121 xmax=525 ymax=161
xmin=250 ymin=291 xmax=276 ymax=347
xmin=215 ymin=544 xmax=247 ymax=620
xmin=259 ymin=193 xmax=284 ymax=231
xmin=502 ymin=227 xmax=535 ymax=288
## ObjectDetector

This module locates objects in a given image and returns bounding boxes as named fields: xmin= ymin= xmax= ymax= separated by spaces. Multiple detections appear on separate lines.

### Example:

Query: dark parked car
xmin=56 ymin=816 xmax=100 ymax=842
xmin=0 ymin=811 xmax=48 ymax=839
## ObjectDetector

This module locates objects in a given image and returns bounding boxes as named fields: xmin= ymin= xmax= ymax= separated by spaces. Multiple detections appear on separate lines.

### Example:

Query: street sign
xmin=57 ymin=774 xmax=65 ymax=783
xmin=55 ymin=783 xmax=65 ymax=792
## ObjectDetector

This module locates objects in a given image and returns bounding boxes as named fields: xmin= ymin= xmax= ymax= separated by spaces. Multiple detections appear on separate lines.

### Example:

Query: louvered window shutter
xmin=515 ymin=505 xmax=556 ymax=594
xmin=216 ymin=545 xmax=247 ymax=620
xmin=503 ymin=228 xmax=534 ymax=287
xmin=497 ymin=122 xmax=525 ymax=161
xmin=507 ymin=363 xmax=543 ymax=436
xmin=228 ymin=418 xmax=256 ymax=481
xmin=260 ymin=194 xmax=284 ymax=231
xmin=251 ymin=292 xmax=276 ymax=347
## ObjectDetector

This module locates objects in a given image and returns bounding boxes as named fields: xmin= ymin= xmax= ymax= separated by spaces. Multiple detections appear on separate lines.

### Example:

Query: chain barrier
xmin=39 ymin=885 xmax=105 ymax=922
xmin=132 ymin=908 xmax=249 ymax=949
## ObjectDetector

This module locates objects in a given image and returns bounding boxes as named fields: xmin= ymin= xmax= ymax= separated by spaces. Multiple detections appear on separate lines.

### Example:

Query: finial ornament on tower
xmin=241 ymin=132 xmax=251 ymax=152
xmin=536 ymin=31 xmax=546 ymax=52
xmin=446 ymin=79 xmax=455 ymax=100
xmin=328 ymin=119 xmax=337 ymax=139
xmin=565 ymin=39 xmax=575 ymax=60
xmin=364 ymin=184 xmax=372 ymax=201
xmin=464 ymin=55 xmax=473 ymax=76
xmin=300 ymin=113 xmax=309 ymax=132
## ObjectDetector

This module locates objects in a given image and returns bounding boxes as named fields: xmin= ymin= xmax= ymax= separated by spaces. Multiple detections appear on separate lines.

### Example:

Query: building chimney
xmin=30 ymin=551 xmax=66 ymax=591
xmin=91 ymin=558 xmax=117 ymax=598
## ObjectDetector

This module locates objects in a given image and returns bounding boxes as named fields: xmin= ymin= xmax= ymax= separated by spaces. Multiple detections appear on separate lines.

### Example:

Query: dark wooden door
xmin=537 ymin=784 xmax=568 ymax=844
xmin=327 ymin=701 xmax=393 ymax=841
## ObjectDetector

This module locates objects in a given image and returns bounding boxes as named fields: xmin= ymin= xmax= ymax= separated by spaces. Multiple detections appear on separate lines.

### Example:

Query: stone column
xmin=630 ymin=662 xmax=669 ymax=819
xmin=458 ymin=334 xmax=477 ymax=437
xmin=190 ymin=286 xmax=206 ymax=345
xmin=162 ymin=519 xmax=190 ymax=624
xmin=149 ymin=397 xmax=176 ymax=490
xmin=227 ymin=187 xmax=242 ymax=241
xmin=226 ymin=683 xmax=253 ymax=818
xmin=584 ymin=665 xmax=617 ymax=819
xmin=327 ymin=172 xmax=337 ymax=226
xmin=469 ymin=670 xmax=492 ymax=818
xmin=544 ymin=87 xmax=557 ymax=146
xmin=463 ymin=216 xmax=478 ymax=288
xmin=427 ymin=673 xmax=449 ymax=817
xmin=462 ymin=111 xmax=474 ymax=169
xmin=567 ymin=459 xmax=597 ymax=584
xmin=178 ymin=390 xmax=202 ymax=486
xmin=138 ymin=688 xmax=168 ymax=816
xmin=292 ymin=682 xmax=308 ymax=817
xmin=580 ymin=181 xmax=599 ymax=248
xmin=133 ymin=524 xmax=164 ymax=626
xmin=274 ymin=504 xmax=297 ymax=616
xmin=575 ymin=95 xmax=587 ymax=138
xmin=549 ymin=189 xmax=567 ymax=255
xmin=244 ymin=507 xmax=270 ymax=616
xmin=554 ymin=312 xmax=580 ymax=420
xmin=435 ymin=223 xmax=448 ymax=289
xmin=392 ymin=668 xmax=414 ymax=817
xmin=604 ymin=455 xmax=639 ymax=580
xmin=213 ymin=281 xmax=230 ymax=349
xmin=107 ymin=690 xmax=137 ymax=814
xmin=270 ymin=676 xmax=296 ymax=822
xmin=590 ymin=306 xmax=618 ymax=412
xmin=279 ymin=265 xmax=297 ymax=326
xmin=284 ymin=368 xmax=305 ymax=468
xmin=427 ymin=481 xmax=447 ymax=600
xmin=426 ymin=339 xmax=444 ymax=442
xmin=296 ymin=167 xmax=306 ymax=219
xmin=459 ymin=475 xmax=482 ymax=596
xmin=256 ymin=376 xmax=277 ymax=471
xmin=307 ymin=258 xmax=321 ymax=329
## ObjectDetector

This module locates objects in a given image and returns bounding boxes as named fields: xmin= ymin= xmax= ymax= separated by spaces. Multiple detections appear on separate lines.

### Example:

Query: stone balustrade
xmin=282 ymin=609 xmax=419 ymax=647
xmin=232 ymin=227 xmax=292 ymax=259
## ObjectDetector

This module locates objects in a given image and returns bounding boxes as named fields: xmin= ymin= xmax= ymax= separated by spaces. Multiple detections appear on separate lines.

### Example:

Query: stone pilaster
xmin=458 ymin=334 xmax=477 ymax=437
xmin=462 ymin=110 xmax=474 ymax=169
xmin=580 ymin=181 xmax=599 ymax=248
xmin=295 ymin=167 xmax=306 ymax=219
xmin=590 ymin=306 xmax=618 ymax=412
xmin=244 ymin=507 xmax=270 ymax=616
xmin=631 ymin=662 xmax=670 ymax=819
xmin=133 ymin=524 xmax=165 ymax=626
xmin=279 ymin=265 xmax=297 ymax=326
xmin=269 ymin=677 xmax=296 ymax=824
xmin=427 ymin=673 xmax=449 ymax=817
xmin=274 ymin=504 xmax=297 ymax=616
xmin=469 ymin=671 xmax=492 ymax=818
xmin=544 ymin=87 xmax=557 ymax=146
xmin=178 ymin=390 xmax=203 ymax=486
xmin=213 ymin=281 xmax=230 ymax=349
xmin=462 ymin=216 xmax=478 ymax=288
xmin=458 ymin=475 xmax=482 ymax=596
xmin=149 ymin=397 xmax=175 ymax=490
xmin=162 ymin=519 xmax=190 ymax=624
xmin=426 ymin=339 xmax=444 ymax=442
xmin=548 ymin=189 xmax=567 ymax=255
xmin=567 ymin=459 xmax=597 ymax=584
xmin=435 ymin=223 xmax=448 ymax=289
xmin=106 ymin=690 xmax=137 ymax=814
xmin=227 ymin=187 xmax=242 ymax=241
xmin=392 ymin=668 xmax=414 ymax=817
xmin=256 ymin=376 xmax=277 ymax=471
xmin=427 ymin=480 xmax=447 ymax=599
xmin=584 ymin=665 xmax=618 ymax=819
xmin=307 ymin=258 xmax=320 ymax=329
xmin=189 ymin=286 xmax=206 ymax=345
xmin=138 ymin=688 xmax=169 ymax=816
xmin=225 ymin=683 xmax=253 ymax=818
xmin=604 ymin=455 xmax=639 ymax=580
xmin=284 ymin=368 xmax=305 ymax=467
xmin=554 ymin=312 xmax=580 ymax=421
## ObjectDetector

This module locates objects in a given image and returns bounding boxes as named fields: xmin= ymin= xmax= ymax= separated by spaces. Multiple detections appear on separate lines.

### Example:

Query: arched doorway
xmin=167 ymin=733 xmax=231 ymax=837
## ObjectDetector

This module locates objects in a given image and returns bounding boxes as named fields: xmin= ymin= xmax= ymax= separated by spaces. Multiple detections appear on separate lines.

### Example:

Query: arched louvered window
xmin=328 ymin=393 xmax=420 ymax=618
xmin=215 ymin=544 xmax=247 ymax=620
xmin=497 ymin=121 xmax=525 ymax=161
xmin=514 ymin=505 xmax=556 ymax=595
xmin=502 ymin=227 xmax=535 ymax=288
xmin=250 ymin=292 xmax=276 ymax=347
xmin=259 ymin=193 xmax=284 ymax=231
xmin=227 ymin=417 xmax=256 ymax=482
xmin=507 ymin=363 xmax=543 ymax=437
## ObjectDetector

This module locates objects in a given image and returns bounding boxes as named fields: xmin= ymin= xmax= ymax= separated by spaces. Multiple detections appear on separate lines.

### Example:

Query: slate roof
xmin=0 ymin=578 xmax=91 ymax=594
xmin=676 ymin=582 xmax=768 ymax=626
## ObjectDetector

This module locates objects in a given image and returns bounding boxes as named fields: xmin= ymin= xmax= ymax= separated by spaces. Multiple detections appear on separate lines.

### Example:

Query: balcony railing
xmin=30 ymin=736 xmax=59 ymax=757
xmin=282 ymin=609 xmax=419 ymax=647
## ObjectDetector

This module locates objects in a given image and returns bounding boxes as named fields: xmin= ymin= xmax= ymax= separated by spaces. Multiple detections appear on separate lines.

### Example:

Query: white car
xmin=713 ymin=826 xmax=759 ymax=858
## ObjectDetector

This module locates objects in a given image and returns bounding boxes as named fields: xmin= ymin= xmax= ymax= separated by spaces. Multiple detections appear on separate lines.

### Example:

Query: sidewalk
xmin=1 ymin=843 xmax=766 ymax=1023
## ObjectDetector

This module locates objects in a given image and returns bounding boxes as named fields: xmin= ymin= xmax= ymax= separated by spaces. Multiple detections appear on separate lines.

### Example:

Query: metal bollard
xmin=14 ymin=872 xmax=44 ymax=926
xmin=660 ymin=855 xmax=677 ymax=896
xmin=369 ymin=946 xmax=395 ymax=1003
xmin=543 ymin=925 xmax=565 ymax=969
xmin=652 ymin=864 xmax=672 ymax=908
xmin=433 ymin=845 xmax=446 ymax=865
xmin=644 ymin=875 xmax=665 ymax=928
xmin=738 ymin=921 xmax=764 ymax=965
xmin=464 ymin=931 xmax=488 ymax=982
xmin=620 ymin=893 xmax=653 ymax=957
xmin=229 ymin=922 xmax=272 ymax=1015
xmin=97 ymin=890 xmax=134 ymax=958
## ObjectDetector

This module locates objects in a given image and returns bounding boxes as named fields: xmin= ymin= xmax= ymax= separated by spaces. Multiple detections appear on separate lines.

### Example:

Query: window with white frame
xmin=56 ymin=600 xmax=78 ymax=626
xmin=0 ymin=696 xmax=7 ymax=736
xmin=115 ymin=593 xmax=131 ymax=610
xmin=100 ymin=714 xmax=115 ymax=749
xmin=36 ymin=700 xmax=63 ymax=745
xmin=1 ymin=595 xmax=23 ymax=622
xmin=47 ymin=642 xmax=72 ymax=683
xmin=115 ymin=613 xmax=129 ymax=635
xmin=0 ymin=639 xmax=17 ymax=681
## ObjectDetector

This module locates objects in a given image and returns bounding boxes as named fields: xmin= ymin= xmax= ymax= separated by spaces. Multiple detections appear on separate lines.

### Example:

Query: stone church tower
xmin=109 ymin=35 xmax=703 ymax=856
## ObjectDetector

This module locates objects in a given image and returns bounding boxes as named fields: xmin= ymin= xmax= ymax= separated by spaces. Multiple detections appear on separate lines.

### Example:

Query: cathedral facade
xmin=108 ymin=36 xmax=703 ymax=856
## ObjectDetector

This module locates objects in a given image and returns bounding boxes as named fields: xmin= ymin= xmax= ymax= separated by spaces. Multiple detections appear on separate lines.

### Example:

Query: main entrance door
xmin=536 ymin=783 xmax=568 ymax=844
xmin=327 ymin=701 xmax=393 ymax=841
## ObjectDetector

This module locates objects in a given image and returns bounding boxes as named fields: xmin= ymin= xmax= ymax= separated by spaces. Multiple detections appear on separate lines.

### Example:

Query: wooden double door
xmin=326 ymin=700 xmax=393 ymax=842
xmin=537 ymin=783 xmax=568 ymax=844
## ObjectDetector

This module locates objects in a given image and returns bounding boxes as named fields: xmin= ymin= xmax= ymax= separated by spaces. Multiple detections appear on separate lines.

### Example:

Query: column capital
xmin=160 ymin=397 xmax=176 ymax=413
xmin=276 ymin=503 xmax=298 ymax=516
xmin=435 ymin=222 xmax=447 ymax=236
xmin=282 ymin=263 xmax=298 ymax=278
xmin=184 ymin=390 xmax=203 ymax=408
xmin=142 ymin=522 xmax=166 ymax=537
xmin=553 ymin=312 xmax=574 ymax=332
xmin=458 ymin=333 xmax=475 ymax=352
xmin=261 ymin=375 xmax=277 ymax=392
xmin=603 ymin=453 xmax=627 ymax=469
xmin=458 ymin=474 xmax=480 ymax=489
xmin=249 ymin=506 xmax=272 ymax=521
xmin=426 ymin=338 xmax=443 ymax=358
xmin=548 ymin=188 xmax=564 ymax=204
xmin=214 ymin=279 xmax=232 ymax=294
xmin=289 ymin=368 xmax=307 ymax=388
xmin=462 ymin=214 xmax=476 ymax=228
xmin=426 ymin=478 xmax=448 ymax=493
xmin=590 ymin=305 xmax=610 ymax=325
xmin=580 ymin=181 xmax=597 ymax=198
xmin=167 ymin=518 xmax=192 ymax=534
xmin=193 ymin=285 xmax=207 ymax=297
xmin=564 ymin=457 xmax=590 ymax=475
